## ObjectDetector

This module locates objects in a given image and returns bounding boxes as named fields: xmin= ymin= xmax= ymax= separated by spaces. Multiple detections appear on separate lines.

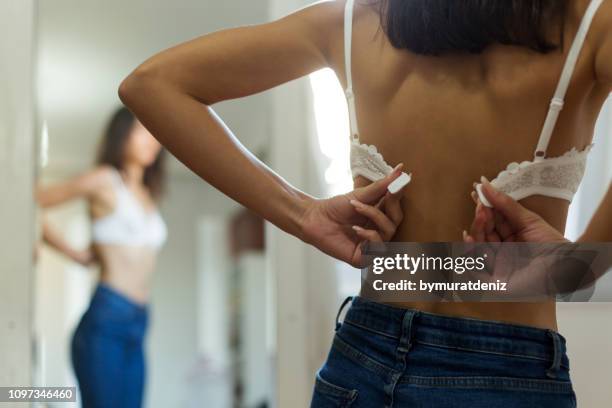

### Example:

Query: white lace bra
xmin=92 ymin=168 xmax=167 ymax=250
xmin=344 ymin=0 xmax=603 ymax=207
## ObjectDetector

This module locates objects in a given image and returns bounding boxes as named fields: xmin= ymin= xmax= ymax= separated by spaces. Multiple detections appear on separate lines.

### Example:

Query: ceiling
xmin=37 ymin=0 xmax=271 ymax=176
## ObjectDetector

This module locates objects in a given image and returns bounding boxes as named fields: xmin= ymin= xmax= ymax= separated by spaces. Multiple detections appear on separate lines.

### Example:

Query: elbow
xmin=118 ymin=62 xmax=162 ymax=107
xmin=117 ymin=75 xmax=135 ymax=106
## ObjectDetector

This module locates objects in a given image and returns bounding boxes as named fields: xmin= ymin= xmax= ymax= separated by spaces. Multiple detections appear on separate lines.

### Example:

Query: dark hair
xmin=376 ymin=0 xmax=569 ymax=56
xmin=96 ymin=106 xmax=166 ymax=201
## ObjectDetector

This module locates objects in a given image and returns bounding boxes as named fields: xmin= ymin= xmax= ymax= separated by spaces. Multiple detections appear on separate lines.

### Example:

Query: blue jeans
xmin=311 ymin=296 xmax=576 ymax=407
xmin=71 ymin=283 xmax=148 ymax=408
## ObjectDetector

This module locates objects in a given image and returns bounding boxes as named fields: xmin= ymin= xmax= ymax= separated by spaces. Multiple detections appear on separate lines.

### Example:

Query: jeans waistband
xmin=339 ymin=296 xmax=569 ymax=370
xmin=90 ymin=283 xmax=148 ymax=317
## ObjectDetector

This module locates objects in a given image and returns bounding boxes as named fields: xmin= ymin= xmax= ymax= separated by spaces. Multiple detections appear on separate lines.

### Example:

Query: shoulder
xmin=79 ymin=165 xmax=117 ymax=194
xmin=590 ymin=0 xmax=612 ymax=87
xmin=287 ymin=1 xmax=379 ymax=50
xmin=90 ymin=165 xmax=116 ymax=182
xmin=297 ymin=1 xmax=380 ymax=69
xmin=283 ymin=1 xmax=348 ymax=59
xmin=578 ymin=0 xmax=612 ymax=43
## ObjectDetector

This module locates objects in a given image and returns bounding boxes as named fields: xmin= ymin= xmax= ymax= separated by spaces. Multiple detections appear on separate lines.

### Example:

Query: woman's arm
xmin=578 ymin=183 xmax=612 ymax=242
xmin=118 ymin=2 xmax=342 ymax=240
xmin=594 ymin=0 xmax=612 ymax=90
xmin=37 ymin=166 xmax=112 ymax=208
xmin=41 ymin=218 xmax=95 ymax=266
xmin=37 ymin=167 xmax=109 ymax=265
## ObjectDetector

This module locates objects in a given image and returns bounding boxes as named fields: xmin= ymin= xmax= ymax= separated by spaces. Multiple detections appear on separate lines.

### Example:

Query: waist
xmin=343 ymin=296 xmax=570 ymax=369
xmin=78 ymin=283 xmax=148 ymax=340
xmin=95 ymin=243 xmax=157 ymax=271
xmin=360 ymin=299 xmax=558 ymax=331
xmin=89 ymin=283 xmax=149 ymax=315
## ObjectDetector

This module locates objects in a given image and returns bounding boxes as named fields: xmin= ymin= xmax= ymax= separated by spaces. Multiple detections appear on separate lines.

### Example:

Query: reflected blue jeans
xmin=311 ymin=296 xmax=576 ymax=407
xmin=71 ymin=283 xmax=148 ymax=408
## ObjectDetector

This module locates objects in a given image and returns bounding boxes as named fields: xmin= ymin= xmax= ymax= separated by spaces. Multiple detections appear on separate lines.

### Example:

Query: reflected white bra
xmin=344 ymin=0 xmax=603 ymax=207
xmin=92 ymin=168 xmax=167 ymax=250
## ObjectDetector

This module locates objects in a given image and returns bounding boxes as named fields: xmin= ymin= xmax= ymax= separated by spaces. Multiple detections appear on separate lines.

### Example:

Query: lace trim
xmin=350 ymin=139 xmax=395 ymax=181
xmin=492 ymin=144 xmax=593 ymax=183
xmin=484 ymin=144 xmax=593 ymax=202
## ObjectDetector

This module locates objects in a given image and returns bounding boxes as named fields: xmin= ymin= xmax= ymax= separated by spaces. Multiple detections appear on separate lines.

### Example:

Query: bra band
xmin=534 ymin=0 xmax=604 ymax=161
xmin=344 ymin=0 xmax=604 ymax=157
xmin=344 ymin=0 xmax=360 ymax=140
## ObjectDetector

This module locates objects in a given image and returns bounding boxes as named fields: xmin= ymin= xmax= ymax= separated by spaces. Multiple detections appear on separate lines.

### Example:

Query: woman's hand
xmin=69 ymin=247 xmax=97 ymax=267
xmin=464 ymin=177 xmax=568 ymax=243
xmin=300 ymin=164 xmax=408 ymax=268
xmin=42 ymin=220 xmax=97 ymax=267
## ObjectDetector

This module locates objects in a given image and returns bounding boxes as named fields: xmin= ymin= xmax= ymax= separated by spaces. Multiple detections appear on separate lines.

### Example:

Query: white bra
xmin=344 ymin=0 xmax=603 ymax=207
xmin=92 ymin=168 xmax=167 ymax=250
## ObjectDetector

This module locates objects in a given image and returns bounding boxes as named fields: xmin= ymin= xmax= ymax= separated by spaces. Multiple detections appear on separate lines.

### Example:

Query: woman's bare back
xmin=330 ymin=0 xmax=611 ymax=329
xmin=119 ymin=0 xmax=611 ymax=329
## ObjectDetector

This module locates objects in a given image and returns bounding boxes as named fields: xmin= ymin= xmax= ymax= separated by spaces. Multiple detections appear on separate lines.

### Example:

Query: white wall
xmin=147 ymin=175 xmax=239 ymax=408
xmin=0 ymin=0 xmax=36 ymax=402
xmin=266 ymin=2 xmax=342 ymax=404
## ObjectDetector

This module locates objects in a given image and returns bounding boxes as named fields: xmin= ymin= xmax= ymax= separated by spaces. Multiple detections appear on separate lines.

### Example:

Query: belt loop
xmin=397 ymin=311 xmax=419 ymax=354
xmin=335 ymin=296 xmax=354 ymax=331
xmin=546 ymin=330 xmax=562 ymax=379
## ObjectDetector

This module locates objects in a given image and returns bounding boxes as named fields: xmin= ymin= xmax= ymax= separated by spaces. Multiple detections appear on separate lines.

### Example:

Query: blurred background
xmin=0 ymin=1 xmax=611 ymax=407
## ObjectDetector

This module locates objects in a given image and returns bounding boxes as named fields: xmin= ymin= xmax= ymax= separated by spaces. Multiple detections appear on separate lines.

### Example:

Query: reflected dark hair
xmin=96 ymin=106 xmax=166 ymax=201
xmin=376 ymin=0 xmax=569 ymax=56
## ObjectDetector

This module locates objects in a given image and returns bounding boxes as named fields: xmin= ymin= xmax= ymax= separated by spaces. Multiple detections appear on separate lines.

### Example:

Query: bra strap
xmin=344 ymin=0 xmax=360 ymax=140
xmin=534 ymin=0 xmax=604 ymax=161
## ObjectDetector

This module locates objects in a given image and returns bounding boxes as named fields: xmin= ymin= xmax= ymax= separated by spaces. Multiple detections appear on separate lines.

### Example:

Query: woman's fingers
xmin=482 ymin=205 xmax=501 ymax=242
xmin=463 ymin=230 xmax=475 ymax=243
xmin=348 ymin=173 xmax=408 ymax=244
xmin=470 ymin=202 xmax=487 ymax=241
xmin=382 ymin=191 xmax=404 ymax=226
xmin=470 ymin=190 xmax=479 ymax=204
xmin=493 ymin=210 xmax=516 ymax=241
xmin=351 ymin=163 xmax=404 ymax=205
xmin=352 ymin=225 xmax=383 ymax=243
xmin=350 ymin=199 xmax=397 ymax=240
xmin=470 ymin=189 xmax=500 ymax=242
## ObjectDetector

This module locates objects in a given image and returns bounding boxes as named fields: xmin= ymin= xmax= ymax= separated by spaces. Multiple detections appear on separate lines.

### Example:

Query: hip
xmin=74 ymin=283 xmax=149 ymax=342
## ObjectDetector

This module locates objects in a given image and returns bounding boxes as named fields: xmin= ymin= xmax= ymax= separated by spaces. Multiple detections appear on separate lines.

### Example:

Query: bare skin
xmin=119 ymin=0 xmax=612 ymax=329
xmin=38 ymin=121 xmax=162 ymax=305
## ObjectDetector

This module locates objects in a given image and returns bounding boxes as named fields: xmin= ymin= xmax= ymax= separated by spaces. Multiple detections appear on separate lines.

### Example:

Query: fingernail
xmin=393 ymin=163 xmax=404 ymax=174
xmin=352 ymin=225 xmax=364 ymax=232
xmin=480 ymin=176 xmax=499 ymax=196
xmin=462 ymin=230 xmax=468 ymax=240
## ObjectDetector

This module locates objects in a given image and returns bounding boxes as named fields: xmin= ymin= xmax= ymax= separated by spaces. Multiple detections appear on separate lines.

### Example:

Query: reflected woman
xmin=37 ymin=106 xmax=167 ymax=408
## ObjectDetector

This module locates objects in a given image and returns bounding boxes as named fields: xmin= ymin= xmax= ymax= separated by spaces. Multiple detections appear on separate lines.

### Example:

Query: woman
xmin=37 ymin=107 xmax=167 ymax=407
xmin=118 ymin=0 xmax=611 ymax=406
